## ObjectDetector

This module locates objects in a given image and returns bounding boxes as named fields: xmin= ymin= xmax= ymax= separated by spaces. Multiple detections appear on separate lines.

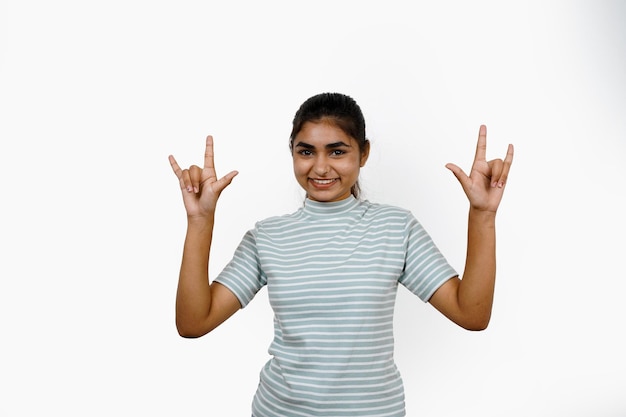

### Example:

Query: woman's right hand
xmin=169 ymin=135 xmax=238 ymax=219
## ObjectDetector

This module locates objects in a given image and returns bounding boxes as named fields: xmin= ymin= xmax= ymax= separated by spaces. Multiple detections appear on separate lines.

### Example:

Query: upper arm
xmin=207 ymin=281 xmax=242 ymax=329
xmin=178 ymin=282 xmax=241 ymax=338
xmin=428 ymin=276 xmax=465 ymax=328
xmin=428 ymin=276 xmax=491 ymax=331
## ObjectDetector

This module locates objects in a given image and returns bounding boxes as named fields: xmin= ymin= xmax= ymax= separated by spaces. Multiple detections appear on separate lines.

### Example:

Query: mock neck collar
xmin=302 ymin=195 xmax=360 ymax=217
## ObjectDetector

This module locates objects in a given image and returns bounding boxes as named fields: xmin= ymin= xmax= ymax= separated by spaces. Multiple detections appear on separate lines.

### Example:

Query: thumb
xmin=214 ymin=170 xmax=239 ymax=193
xmin=445 ymin=163 xmax=470 ymax=188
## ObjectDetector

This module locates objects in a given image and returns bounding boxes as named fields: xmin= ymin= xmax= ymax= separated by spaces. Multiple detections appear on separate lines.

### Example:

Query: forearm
xmin=458 ymin=208 xmax=497 ymax=329
xmin=175 ymin=216 xmax=215 ymax=336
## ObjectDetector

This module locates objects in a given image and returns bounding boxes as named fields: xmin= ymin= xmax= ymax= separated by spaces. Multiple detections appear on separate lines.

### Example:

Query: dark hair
xmin=289 ymin=92 xmax=369 ymax=198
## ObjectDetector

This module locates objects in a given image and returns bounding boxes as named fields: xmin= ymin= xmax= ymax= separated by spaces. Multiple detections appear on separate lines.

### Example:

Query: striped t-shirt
xmin=215 ymin=196 xmax=457 ymax=417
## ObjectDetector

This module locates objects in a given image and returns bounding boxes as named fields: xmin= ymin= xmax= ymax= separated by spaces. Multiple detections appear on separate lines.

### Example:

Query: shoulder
xmin=360 ymin=199 xmax=414 ymax=220
xmin=354 ymin=200 xmax=420 ymax=237
xmin=252 ymin=206 xmax=306 ymax=230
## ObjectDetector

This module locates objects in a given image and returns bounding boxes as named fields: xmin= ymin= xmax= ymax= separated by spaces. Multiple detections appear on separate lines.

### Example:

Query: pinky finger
xmin=499 ymin=144 xmax=514 ymax=186
xmin=495 ymin=144 xmax=514 ymax=187
xmin=169 ymin=155 xmax=191 ymax=191
xmin=169 ymin=155 xmax=182 ymax=178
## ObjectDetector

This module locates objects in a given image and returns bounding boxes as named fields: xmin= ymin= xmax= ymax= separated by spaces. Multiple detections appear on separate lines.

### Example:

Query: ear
xmin=360 ymin=140 xmax=370 ymax=167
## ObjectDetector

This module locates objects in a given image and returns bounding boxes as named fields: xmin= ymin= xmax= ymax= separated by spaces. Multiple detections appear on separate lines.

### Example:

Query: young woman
xmin=169 ymin=92 xmax=514 ymax=417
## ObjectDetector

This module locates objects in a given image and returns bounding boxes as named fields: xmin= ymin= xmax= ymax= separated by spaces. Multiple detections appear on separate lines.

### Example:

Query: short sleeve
xmin=398 ymin=214 xmax=458 ymax=302
xmin=214 ymin=229 xmax=267 ymax=308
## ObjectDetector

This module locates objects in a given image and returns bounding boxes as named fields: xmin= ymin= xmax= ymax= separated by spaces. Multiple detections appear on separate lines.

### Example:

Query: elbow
xmin=463 ymin=321 xmax=489 ymax=332
xmin=460 ymin=314 xmax=491 ymax=331
xmin=176 ymin=319 xmax=211 ymax=338
xmin=458 ymin=301 xmax=493 ymax=331
xmin=177 ymin=328 xmax=203 ymax=339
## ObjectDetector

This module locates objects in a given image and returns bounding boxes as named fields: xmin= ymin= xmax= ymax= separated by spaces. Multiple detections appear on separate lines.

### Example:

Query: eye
xmin=297 ymin=149 xmax=313 ymax=156
xmin=330 ymin=149 xmax=345 ymax=156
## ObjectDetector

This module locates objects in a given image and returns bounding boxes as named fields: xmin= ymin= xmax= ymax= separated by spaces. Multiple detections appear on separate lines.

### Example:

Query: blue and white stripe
xmin=216 ymin=196 xmax=457 ymax=416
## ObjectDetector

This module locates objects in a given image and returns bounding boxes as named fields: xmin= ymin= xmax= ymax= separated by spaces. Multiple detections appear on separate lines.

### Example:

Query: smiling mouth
xmin=310 ymin=178 xmax=337 ymax=185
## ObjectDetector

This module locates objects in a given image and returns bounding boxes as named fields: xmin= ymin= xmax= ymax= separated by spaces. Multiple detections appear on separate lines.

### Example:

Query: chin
xmin=308 ymin=192 xmax=350 ymax=203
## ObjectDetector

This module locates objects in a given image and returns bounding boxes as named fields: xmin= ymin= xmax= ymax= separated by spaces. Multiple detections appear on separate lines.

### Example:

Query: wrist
xmin=186 ymin=214 xmax=215 ymax=229
xmin=468 ymin=207 xmax=497 ymax=225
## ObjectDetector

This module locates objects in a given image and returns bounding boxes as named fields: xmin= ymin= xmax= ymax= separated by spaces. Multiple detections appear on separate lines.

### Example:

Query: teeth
xmin=313 ymin=179 xmax=335 ymax=184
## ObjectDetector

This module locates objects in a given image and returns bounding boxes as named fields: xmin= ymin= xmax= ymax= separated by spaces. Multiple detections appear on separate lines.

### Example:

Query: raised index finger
xmin=203 ymin=135 xmax=217 ymax=176
xmin=474 ymin=124 xmax=487 ymax=163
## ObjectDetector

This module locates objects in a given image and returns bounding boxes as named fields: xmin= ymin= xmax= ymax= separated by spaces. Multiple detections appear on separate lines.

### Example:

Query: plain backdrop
xmin=1 ymin=1 xmax=625 ymax=416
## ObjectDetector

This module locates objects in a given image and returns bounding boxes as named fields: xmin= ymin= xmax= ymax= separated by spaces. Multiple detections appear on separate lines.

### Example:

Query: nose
xmin=313 ymin=155 xmax=330 ymax=176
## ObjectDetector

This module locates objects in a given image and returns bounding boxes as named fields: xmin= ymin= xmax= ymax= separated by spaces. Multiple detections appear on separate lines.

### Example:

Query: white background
xmin=1 ymin=1 xmax=625 ymax=416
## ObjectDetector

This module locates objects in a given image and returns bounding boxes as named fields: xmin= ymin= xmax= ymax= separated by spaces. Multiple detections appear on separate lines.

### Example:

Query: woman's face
xmin=292 ymin=121 xmax=369 ymax=202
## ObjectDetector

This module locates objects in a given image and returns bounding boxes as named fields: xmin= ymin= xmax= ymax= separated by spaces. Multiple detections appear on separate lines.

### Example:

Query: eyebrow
xmin=294 ymin=141 xmax=352 ymax=149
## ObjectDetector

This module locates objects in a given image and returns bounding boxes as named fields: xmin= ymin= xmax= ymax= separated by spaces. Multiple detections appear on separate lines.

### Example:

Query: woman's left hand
xmin=445 ymin=125 xmax=514 ymax=213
